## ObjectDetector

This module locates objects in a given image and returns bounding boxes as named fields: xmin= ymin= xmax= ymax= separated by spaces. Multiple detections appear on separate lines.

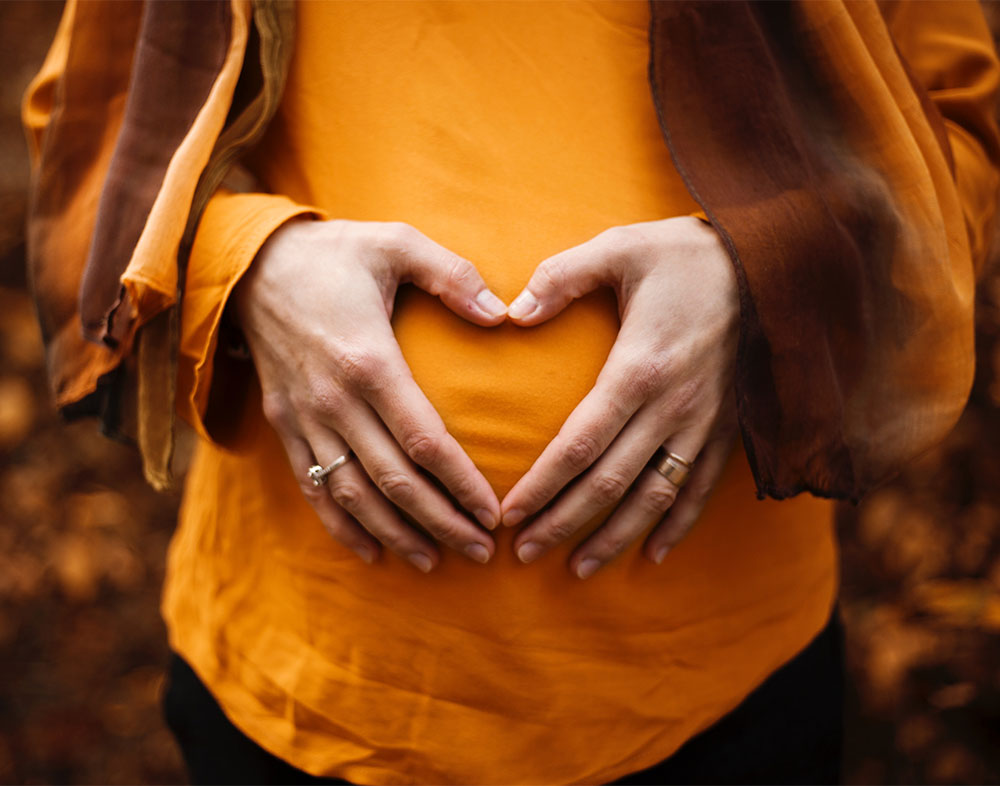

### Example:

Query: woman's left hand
xmin=501 ymin=216 xmax=741 ymax=578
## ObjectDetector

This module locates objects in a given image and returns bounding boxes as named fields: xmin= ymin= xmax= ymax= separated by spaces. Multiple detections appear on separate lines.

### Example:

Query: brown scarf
xmin=25 ymin=0 xmax=994 ymax=498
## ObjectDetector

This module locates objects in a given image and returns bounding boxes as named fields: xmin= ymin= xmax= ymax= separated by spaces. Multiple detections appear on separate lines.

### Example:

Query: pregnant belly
xmin=392 ymin=284 xmax=620 ymax=496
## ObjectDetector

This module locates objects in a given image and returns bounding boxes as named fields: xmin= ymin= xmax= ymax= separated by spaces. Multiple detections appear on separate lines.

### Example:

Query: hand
xmin=500 ymin=216 xmax=740 ymax=578
xmin=233 ymin=218 xmax=508 ymax=571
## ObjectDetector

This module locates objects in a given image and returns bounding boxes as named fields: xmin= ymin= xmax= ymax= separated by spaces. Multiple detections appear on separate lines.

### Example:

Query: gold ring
xmin=654 ymin=450 xmax=694 ymax=487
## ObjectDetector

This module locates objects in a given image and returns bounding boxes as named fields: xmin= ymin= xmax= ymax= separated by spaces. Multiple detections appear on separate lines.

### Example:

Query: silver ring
xmin=308 ymin=451 xmax=352 ymax=486
xmin=654 ymin=451 xmax=694 ymax=488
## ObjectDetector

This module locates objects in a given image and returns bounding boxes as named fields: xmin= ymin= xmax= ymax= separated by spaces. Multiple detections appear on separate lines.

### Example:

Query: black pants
xmin=163 ymin=613 xmax=844 ymax=785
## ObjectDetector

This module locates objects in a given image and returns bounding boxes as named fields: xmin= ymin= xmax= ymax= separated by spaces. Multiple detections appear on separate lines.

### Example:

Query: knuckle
xmin=642 ymin=485 xmax=678 ymax=514
xmin=336 ymin=347 xmax=386 ymax=391
xmin=426 ymin=518 xmax=460 ymax=544
xmin=305 ymin=378 xmax=345 ymax=419
xmin=261 ymin=392 xmax=291 ymax=428
xmin=590 ymin=471 xmax=630 ymax=506
xmin=563 ymin=432 xmax=603 ymax=474
xmin=621 ymin=354 xmax=671 ymax=401
xmin=599 ymin=534 xmax=629 ymax=559
xmin=687 ymin=478 xmax=713 ymax=500
xmin=543 ymin=517 xmax=579 ymax=544
xmin=662 ymin=378 xmax=701 ymax=421
xmin=598 ymin=224 xmax=629 ymax=251
xmin=657 ymin=522 xmax=687 ymax=549
xmin=375 ymin=470 xmax=416 ymax=506
xmin=535 ymin=257 xmax=567 ymax=294
xmin=329 ymin=478 xmax=364 ymax=512
xmin=403 ymin=431 xmax=442 ymax=467
xmin=372 ymin=528 xmax=408 ymax=553
xmin=297 ymin=479 xmax=328 ymax=505
xmin=383 ymin=220 xmax=418 ymax=251
xmin=448 ymin=474 xmax=479 ymax=504
xmin=598 ymin=225 xmax=640 ymax=263
xmin=444 ymin=257 xmax=476 ymax=291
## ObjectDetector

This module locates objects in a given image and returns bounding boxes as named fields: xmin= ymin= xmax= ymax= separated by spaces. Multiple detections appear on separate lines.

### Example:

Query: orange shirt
xmin=166 ymin=2 xmax=848 ymax=783
xmin=15 ymin=0 xmax=995 ymax=780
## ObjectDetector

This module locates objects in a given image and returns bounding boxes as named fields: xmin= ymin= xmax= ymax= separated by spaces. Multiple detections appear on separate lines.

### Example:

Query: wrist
xmin=231 ymin=215 xmax=313 ymax=330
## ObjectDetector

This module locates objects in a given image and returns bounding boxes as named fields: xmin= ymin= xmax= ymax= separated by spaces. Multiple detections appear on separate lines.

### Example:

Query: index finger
xmin=500 ymin=347 xmax=648 ymax=527
xmin=358 ymin=339 xmax=501 ymax=530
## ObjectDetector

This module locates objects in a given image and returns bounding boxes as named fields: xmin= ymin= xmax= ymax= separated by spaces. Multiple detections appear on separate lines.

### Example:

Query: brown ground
xmin=1 ymin=2 xmax=998 ymax=783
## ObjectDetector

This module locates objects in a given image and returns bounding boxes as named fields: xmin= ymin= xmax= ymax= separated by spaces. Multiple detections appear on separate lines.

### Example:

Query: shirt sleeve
xmin=881 ymin=0 xmax=1000 ymax=274
xmin=178 ymin=189 xmax=327 ymax=446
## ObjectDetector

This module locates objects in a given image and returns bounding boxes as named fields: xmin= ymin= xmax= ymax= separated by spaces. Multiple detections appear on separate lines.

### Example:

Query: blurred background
xmin=1 ymin=1 xmax=999 ymax=784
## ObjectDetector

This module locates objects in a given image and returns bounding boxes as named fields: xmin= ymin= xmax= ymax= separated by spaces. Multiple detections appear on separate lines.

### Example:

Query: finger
xmin=500 ymin=344 xmax=649 ymax=527
xmin=349 ymin=337 xmax=501 ymax=529
xmin=281 ymin=432 xmax=381 ymax=565
xmin=643 ymin=432 xmax=735 ymax=565
xmin=304 ymin=427 xmax=443 ymax=573
xmin=319 ymin=404 xmax=495 ymax=564
xmin=569 ymin=429 xmax=707 ymax=579
xmin=507 ymin=228 xmax=626 ymax=325
xmin=511 ymin=404 xmax=668 ymax=563
xmin=391 ymin=223 xmax=507 ymax=325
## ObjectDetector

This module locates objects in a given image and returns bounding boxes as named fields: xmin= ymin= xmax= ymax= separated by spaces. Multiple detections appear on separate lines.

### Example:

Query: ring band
xmin=654 ymin=451 xmax=694 ymax=488
xmin=308 ymin=451 xmax=352 ymax=486
xmin=664 ymin=451 xmax=694 ymax=469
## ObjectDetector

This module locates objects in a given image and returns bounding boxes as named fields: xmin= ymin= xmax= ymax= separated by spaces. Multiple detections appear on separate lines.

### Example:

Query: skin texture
xmin=234 ymin=215 xmax=739 ymax=578
xmin=233 ymin=218 xmax=507 ymax=572
xmin=502 ymin=216 xmax=740 ymax=578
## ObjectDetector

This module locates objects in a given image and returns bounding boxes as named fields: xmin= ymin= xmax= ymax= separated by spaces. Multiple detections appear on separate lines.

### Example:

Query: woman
xmin=24 ymin=1 xmax=1000 ymax=783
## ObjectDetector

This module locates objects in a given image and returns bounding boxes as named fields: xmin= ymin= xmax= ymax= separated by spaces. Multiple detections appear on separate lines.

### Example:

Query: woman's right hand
xmin=233 ymin=218 xmax=508 ymax=572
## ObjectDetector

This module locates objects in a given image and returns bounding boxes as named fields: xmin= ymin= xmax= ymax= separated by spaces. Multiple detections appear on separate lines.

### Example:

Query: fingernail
xmin=475 ymin=289 xmax=507 ymax=319
xmin=408 ymin=552 xmax=434 ymax=573
xmin=353 ymin=545 xmax=375 ymax=564
xmin=507 ymin=291 xmax=538 ymax=321
xmin=503 ymin=508 xmax=525 ymax=528
xmin=653 ymin=546 xmax=669 ymax=565
xmin=517 ymin=541 xmax=542 ymax=564
xmin=475 ymin=507 xmax=498 ymax=530
xmin=465 ymin=543 xmax=491 ymax=564
xmin=576 ymin=558 xmax=600 ymax=579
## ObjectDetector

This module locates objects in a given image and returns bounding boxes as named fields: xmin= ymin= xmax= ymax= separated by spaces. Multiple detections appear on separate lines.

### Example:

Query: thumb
xmin=507 ymin=237 xmax=615 ymax=326
xmin=394 ymin=225 xmax=507 ymax=326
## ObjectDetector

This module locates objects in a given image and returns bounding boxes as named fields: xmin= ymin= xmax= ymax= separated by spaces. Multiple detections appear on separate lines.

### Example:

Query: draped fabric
xmin=24 ymin=0 xmax=999 ymax=500
xmin=24 ymin=0 xmax=294 ymax=487
xmin=649 ymin=1 xmax=999 ymax=500
xmin=159 ymin=3 xmax=838 ymax=782
xmin=22 ymin=1 xmax=1000 ymax=782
